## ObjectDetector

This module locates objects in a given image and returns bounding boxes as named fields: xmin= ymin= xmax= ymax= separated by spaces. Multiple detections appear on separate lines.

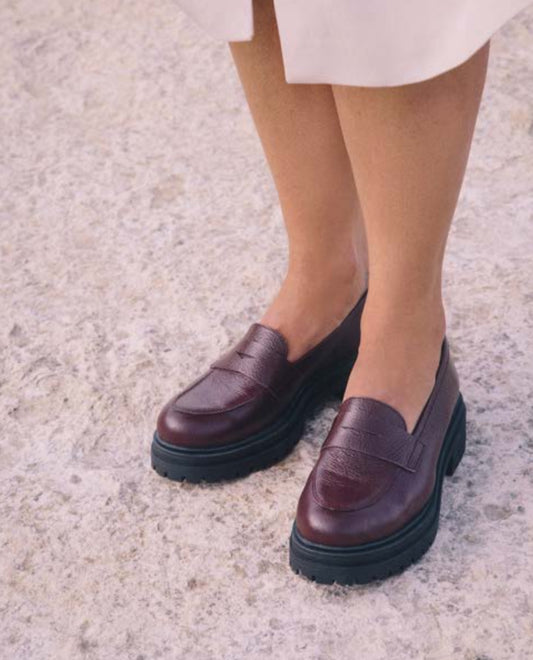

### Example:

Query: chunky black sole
xmin=151 ymin=355 xmax=357 ymax=483
xmin=289 ymin=393 xmax=467 ymax=585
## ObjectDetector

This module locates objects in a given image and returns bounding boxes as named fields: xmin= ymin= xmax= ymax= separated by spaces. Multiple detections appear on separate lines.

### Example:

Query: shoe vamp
xmin=173 ymin=368 xmax=264 ymax=412
xmin=314 ymin=447 xmax=397 ymax=512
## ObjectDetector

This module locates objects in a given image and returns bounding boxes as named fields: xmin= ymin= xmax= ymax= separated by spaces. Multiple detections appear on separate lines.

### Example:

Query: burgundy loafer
xmin=290 ymin=336 xmax=466 ymax=584
xmin=151 ymin=290 xmax=367 ymax=482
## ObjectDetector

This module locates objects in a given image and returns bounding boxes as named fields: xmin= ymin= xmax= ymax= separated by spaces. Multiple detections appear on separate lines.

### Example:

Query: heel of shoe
xmin=445 ymin=393 xmax=467 ymax=477
xmin=327 ymin=355 xmax=356 ymax=399
xmin=330 ymin=378 xmax=349 ymax=399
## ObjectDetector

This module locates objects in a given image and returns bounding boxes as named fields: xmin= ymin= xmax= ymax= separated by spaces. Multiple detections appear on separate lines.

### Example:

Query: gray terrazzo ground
xmin=1 ymin=2 xmax=532 ymax=659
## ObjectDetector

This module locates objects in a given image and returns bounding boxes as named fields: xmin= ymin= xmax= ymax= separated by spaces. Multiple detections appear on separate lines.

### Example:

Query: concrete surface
xmin=1 ymin=2 xmax=532 ymax=659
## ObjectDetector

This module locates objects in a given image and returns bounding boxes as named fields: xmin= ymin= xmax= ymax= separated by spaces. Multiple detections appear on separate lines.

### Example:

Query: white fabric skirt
xmin=175 ymin=0 xmax=532 ymax=86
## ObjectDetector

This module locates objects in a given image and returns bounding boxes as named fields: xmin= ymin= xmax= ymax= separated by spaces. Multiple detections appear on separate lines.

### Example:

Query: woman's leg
xmin=228 ymin=0 xmax=367 ymax=361
xmin=331 ymin=44 xmax=490 ymax=432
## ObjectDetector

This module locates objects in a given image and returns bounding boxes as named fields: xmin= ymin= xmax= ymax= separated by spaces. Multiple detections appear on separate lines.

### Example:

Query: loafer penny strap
xmin=324 ymin=424 xmax=424 ymax=473
xmin=210 ymin=324 xmax=288 ymax=398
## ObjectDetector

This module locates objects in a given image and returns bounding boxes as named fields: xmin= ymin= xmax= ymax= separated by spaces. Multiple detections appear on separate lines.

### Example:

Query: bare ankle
xmin=287 ymin=250 xmax=366 ymax=297
xmin=260 ymin=257 xmax=366 ymax=361
xmin=360 ymin=290 xmax=446 ymax=343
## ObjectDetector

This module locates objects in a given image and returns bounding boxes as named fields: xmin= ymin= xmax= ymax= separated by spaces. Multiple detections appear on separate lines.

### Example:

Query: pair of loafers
xmin=151 ymin=290 xmax=466 ymax=584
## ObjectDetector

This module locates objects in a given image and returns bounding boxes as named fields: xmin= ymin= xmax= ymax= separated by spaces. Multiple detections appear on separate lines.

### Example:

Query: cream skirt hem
xmin=175 ymin=0 xmax=533 ymax=86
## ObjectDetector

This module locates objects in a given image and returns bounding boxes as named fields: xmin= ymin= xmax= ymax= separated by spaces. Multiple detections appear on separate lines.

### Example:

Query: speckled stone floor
xmin=1 ymin=2 xmax=532 ymax=659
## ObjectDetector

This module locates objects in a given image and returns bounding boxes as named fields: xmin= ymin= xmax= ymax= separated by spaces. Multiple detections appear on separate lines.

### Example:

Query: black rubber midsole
xmin=151 ymin=355 xmax=356 ymax=471
xmin=290 ymin=393 xmax=466 ymax=568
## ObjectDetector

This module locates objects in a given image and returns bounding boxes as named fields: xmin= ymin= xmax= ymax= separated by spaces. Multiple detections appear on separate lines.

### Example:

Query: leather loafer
xmin=151 ymin=290 xmax=367 ymax=482
xmin=290 ymin=336 xmax=466 ymax=584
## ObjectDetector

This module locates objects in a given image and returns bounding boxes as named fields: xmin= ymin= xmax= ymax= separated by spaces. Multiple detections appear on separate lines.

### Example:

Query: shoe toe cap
xmin=156 ymin=395 xmax=232 ymax=448
xmin=295 ymin=461 xmax=399 ymax=547
xmin=155 ymin=393 xmax=264 ymax=449
xmin=156 ymin=396 xmax=198 ymax=447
